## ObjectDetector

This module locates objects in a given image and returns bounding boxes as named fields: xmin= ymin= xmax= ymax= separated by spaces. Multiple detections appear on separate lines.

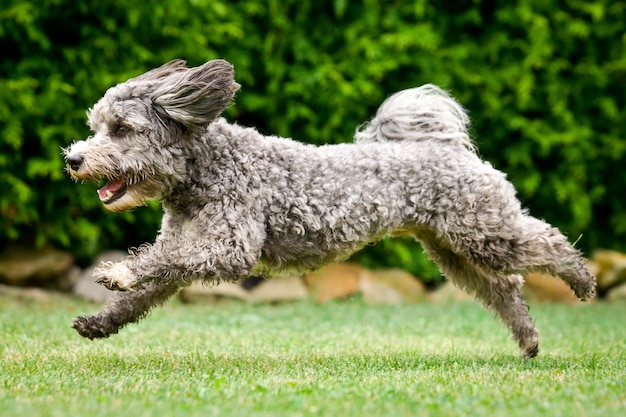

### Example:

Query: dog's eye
xmin=113 ymin=124 xmax=130 ymax=136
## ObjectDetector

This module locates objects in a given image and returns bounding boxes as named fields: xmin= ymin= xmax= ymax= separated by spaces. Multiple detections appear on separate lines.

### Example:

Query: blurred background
xmin=0 ymin=0 xmax=624 ymax=295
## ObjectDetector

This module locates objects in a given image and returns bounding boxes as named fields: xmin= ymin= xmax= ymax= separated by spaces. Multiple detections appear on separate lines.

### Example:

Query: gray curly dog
xmin=65 ymin=59 xmax=596 ymax=358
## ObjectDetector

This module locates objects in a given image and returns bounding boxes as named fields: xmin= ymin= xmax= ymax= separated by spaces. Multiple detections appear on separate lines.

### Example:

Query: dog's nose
xmin=67 ymin=154 xmax=84 ymax=171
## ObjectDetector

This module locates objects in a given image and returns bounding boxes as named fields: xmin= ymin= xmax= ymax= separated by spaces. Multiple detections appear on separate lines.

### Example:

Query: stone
xmin=247 ymin=276 xmax=309 ymax=303
xmin=58 ymin=265 xmax=82 ymax=292
xmin=0 ymin=283 xmax=57 ymax=302
xmin=428 ymin=280 xmax=473 ymax=304
xmin=0 ymin=244 xmax=74 ymax=288
xmin=590 ymin=249 xmax=626 ymax=292
xmin=73 ymin=250 xmax=126 ymax=303
xmin=359 ymin=268 xmax=425 ymax=305
xmin=179 ymin=281 xmax=250 ymax=303
xmin=522 ymin=272 xmax=578 ymax=303
xmin=607 ymin=282 xmax=626 ymax=301
xmin=303 ymin=263 xmax=363 ymax=302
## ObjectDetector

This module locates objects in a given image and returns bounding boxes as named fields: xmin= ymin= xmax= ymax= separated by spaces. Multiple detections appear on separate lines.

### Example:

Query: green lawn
xmin=0 ymin=292 xmax=624 ymax=417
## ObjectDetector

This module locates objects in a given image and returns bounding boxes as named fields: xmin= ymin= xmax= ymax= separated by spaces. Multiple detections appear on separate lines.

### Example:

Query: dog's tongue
xmin=97 ymin=179 xmax=125 ymax=200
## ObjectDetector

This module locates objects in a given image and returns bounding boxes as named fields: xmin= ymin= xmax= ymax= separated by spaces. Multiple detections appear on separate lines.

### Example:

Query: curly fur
xmin=64 ymin=59 xmax=596 ymax=358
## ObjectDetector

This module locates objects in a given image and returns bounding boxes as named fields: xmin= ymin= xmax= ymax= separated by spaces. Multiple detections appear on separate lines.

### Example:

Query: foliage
xmin=0 ymin=0 xmax=624 ymax=277
xmin=1 ymin=295 xmax=625 ymax=417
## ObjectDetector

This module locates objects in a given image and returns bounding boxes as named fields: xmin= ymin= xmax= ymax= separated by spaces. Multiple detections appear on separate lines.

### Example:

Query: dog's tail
xmin=354 ymin=84 xmax=476 ymax=152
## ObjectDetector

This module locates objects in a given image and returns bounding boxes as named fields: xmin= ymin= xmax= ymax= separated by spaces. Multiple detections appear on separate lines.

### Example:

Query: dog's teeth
xmin=102 ymin=190 xmax=116 ymax=201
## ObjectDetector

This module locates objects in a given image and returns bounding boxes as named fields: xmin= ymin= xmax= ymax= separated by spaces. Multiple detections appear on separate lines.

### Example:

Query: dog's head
xmin=64 ymin=59 xmax=240 ymax=212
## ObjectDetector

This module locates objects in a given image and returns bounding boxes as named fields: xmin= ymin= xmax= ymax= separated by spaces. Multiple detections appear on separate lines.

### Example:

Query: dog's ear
xmin=133 ymin=59 xmax=189 ymax=83
xmin=150 ymin=59 xmax=240 ymax=127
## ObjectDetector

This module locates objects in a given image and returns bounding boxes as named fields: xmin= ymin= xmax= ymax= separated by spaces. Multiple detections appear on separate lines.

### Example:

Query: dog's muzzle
xmin=67 ymin=154 xmax=84 ymax=171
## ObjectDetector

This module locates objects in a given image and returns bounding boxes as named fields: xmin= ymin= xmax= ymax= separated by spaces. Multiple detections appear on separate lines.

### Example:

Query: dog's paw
xmin=572 ymin=274 xmax=597 ymax=302
xmin=522 ymin=340 xmax=539 ymax=360
xmin=94 ymin=262 xmax=137 ymax=291
xmin=576 ymin=285 xmax=596 ymax=302
xmin=72 ymin=315 xmax=118 ymax=339
xmin=519 ymin=327 xmax=539 ymax=360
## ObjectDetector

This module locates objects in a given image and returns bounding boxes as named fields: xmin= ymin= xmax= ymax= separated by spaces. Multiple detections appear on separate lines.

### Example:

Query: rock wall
xmin=2 ymin=243 xmax=625 ymax=304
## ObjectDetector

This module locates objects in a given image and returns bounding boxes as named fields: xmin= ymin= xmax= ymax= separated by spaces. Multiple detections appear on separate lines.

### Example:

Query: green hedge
xmin=1 ymin=0 xmax=625 ymax=280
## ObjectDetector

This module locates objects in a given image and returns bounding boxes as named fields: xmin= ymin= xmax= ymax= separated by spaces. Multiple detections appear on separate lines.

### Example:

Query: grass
xmin=0 ymin=292 xmax=624 ymax=417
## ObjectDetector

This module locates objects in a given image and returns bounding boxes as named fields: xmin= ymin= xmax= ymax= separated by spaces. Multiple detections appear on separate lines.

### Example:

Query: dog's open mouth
xmin=97 ymin=178 xmax=128 ymax=205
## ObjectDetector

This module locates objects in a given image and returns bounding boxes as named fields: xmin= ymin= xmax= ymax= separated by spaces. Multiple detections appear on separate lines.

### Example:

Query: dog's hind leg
xmin=512 ymin=217 xmax=596 ymax=301
xmin=462 ymin=217 xmax=596 ymax=301
xmin=72 ymin=281 xmax=183 ymax=339
xmin=421 ymin=237 xmax=539 ymax=358
xmin=472 ymin=273 xmax=539 ymax=359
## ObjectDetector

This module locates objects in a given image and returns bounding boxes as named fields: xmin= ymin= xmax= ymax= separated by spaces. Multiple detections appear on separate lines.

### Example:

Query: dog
xmin=64 ymin=59 xmax=596 ymax=358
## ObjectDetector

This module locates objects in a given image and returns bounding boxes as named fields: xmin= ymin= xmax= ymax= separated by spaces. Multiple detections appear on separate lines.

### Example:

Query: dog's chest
xmin=181 ymin=219 xmax=199 ymax=236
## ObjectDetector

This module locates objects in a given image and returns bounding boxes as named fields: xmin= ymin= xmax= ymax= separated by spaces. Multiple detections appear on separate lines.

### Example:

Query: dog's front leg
xmin=95 ymin=224 xmax=265 ymax=291
xmin=93 ymin=245 xmax=192 ymax=292
xmin=72 ymin=280 xmax=182 ymax=339
xmin=92 ymin=235 xmax=189 ymax=291
xmin=94 ymin=261 xmax=137 ymax=291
